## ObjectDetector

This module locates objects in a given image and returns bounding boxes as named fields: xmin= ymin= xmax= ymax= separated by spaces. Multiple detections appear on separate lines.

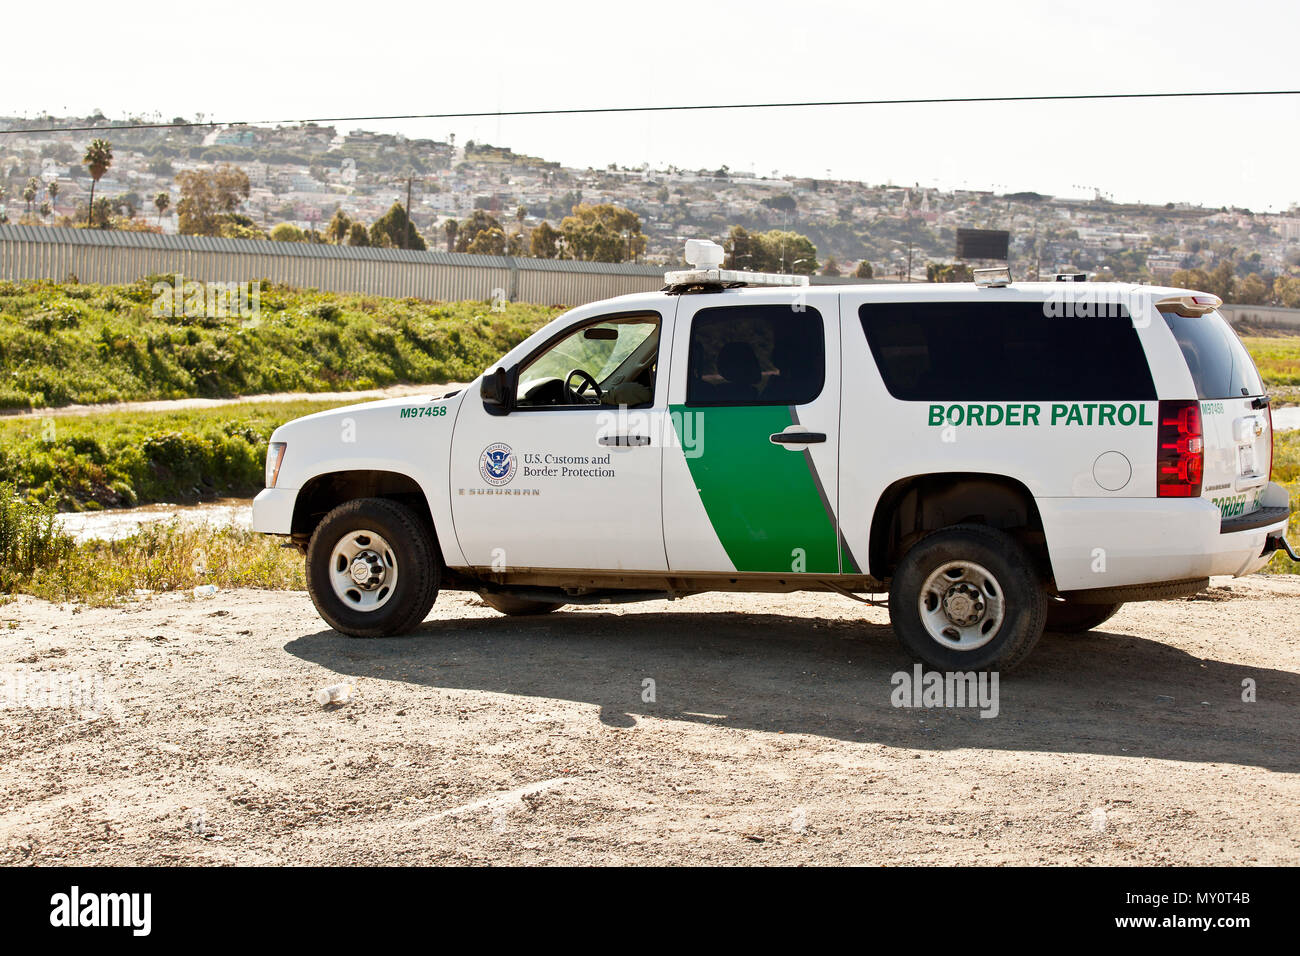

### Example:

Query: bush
xmin=0 ymin=483 xmax=74 ymax=590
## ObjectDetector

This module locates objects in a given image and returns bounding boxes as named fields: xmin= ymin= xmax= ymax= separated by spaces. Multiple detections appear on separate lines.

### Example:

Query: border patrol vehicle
xmin=254 ymin=239 xmax=1296 ymax=670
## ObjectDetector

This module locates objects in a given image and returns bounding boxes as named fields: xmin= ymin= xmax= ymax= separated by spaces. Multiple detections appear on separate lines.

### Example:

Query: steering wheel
xmin=563 ymin=368 xmax=603 ymax=405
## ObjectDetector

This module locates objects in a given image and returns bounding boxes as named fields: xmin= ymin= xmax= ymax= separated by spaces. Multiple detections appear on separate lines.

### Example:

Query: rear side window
xmin=1160 ymin=310 xmax=1264 ymax=399
xmin=859 ymin=301 xmax=1156 ymax=401
xmin=687 ymin=305 xmax=825 ymax=406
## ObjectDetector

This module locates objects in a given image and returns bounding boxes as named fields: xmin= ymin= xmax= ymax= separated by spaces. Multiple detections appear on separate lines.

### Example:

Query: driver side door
xmin=449 ymin=309 xmax=671 ymax=572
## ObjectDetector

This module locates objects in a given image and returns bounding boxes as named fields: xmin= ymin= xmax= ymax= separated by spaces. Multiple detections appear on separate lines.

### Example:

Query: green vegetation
xmin=4 ymin=520 xmax=303 ymax=606
xmin=0 ymin=400 xmax=344 ymax=510
xmin=1265 ymin=429 xmax=1299 ymax=573
xmin=1241 ymin=335 xmax=1300 ymax=387
xmin=0 ymin=483 xmax=72 ymax=591
xmin=0 ymin=278 xmax=558 ymax=409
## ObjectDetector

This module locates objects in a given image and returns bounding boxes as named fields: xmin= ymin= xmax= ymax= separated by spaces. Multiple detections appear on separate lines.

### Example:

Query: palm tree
xmin=46 ymin=179 xmax=59 ymax=214
xmin=154 ymin=191 xmax=170 ymax=226
xmin=82 ymin=139 xmax=113 ymax=227
xmin=22 ymin=177 xmax=39 ymax=214
xmin=444 ymin=218 xmax=458 ymax=253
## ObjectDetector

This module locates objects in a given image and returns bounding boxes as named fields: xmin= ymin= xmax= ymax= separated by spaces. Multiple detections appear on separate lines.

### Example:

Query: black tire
xmin=888 ymin=523 xmax=1047 ymax=671
xmin=1045 ymin=600 xmax=1123 ymax=634
xmin=306 ymin=497 xmax=440 ymax=638
xmin=478 ymin=592 xmax=565 ymax=616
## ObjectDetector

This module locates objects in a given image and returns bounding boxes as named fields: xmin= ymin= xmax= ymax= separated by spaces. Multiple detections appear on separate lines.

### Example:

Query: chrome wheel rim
xmin=329 ymin=529 xmax=399 ymax=613
xmin=917 ymin=560 xmax=1005 ymax=651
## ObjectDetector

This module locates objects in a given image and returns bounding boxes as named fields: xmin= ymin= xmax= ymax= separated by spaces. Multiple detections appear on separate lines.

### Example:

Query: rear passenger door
xmin=661 ymin=295 xmax=844 ymax=574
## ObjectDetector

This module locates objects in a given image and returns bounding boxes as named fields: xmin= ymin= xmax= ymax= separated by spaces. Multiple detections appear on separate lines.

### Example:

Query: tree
xmin=466 ymin=226 xmax=506 ymax=255
xmin=22 ymin=177 xmax=38 ymax=214
xmin=1234 ymin=273 xmax=1269 ymax=306
xmin=926 ymin=262 xmax=974 ymax=283
xmin=82 ymin=138 xmax=113 ymax=227
xmin=821 ymin=256 xmax=841 ymax=277
xmin=854 ymin=260 xmax=874 ymax=279
xmin=722 ymin=225 xmax=818 ymax=273
xmin=347 ymin=222 xmax=370 ymax=246
xmin=558 ymin=203 xmax=645 ymax=262
xmin=443 ymin=218 xmax=458 ymax=253
xmin=453 ymin=210 xmax=503 ymax=253
xmin=270 ymin=222 xmax=305 ymax=242
xmin=1273 ymin=276 xmax=1300 ymax=309
xmin=530 ymin=221 xmax=560 ymax=259
xmin=758 ymin=229 xmax=818 ymax=274
xmin=154 ymin=191 xmax=170 ymax=225
xmin=326 ymin=207 xmax=352 ymax=244
xmin=369 ymin=202 xmax=425 ymax=250
xmin=175 ymin=165 xmax=251 ymax=236
xmin=46 ymin=179 xmax=59 ymax=212
xmin=724 ymin=225 xmax=762 ymax=270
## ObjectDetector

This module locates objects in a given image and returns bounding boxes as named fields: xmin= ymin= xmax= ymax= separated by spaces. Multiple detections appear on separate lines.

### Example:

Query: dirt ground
xmin=2 ymin=575 xmax=1298 ymax=866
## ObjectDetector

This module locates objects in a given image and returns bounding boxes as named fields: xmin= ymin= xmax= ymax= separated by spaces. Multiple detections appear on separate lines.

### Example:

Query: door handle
xmin=599 ymin=434 xmax=651 ymax=446
xmin=769 ymin=431 xmax=826 ymax=444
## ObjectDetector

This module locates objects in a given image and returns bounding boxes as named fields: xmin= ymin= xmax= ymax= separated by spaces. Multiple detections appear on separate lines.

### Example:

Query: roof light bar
xmin=664 ymin=238 xmax=811 ymax=292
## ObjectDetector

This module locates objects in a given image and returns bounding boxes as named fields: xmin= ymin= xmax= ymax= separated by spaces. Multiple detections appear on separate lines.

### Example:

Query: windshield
xmin=1160 ymin=309 xmax=1264 ymax=399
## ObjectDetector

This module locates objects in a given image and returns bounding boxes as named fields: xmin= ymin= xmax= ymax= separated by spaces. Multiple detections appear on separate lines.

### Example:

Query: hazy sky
xmin=6 ymin=0 xmax=1297 ymax=210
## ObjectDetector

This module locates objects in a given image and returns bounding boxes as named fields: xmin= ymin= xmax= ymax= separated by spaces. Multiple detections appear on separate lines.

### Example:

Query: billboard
xmin=956 ymin=228 xmax=1010 ymax=261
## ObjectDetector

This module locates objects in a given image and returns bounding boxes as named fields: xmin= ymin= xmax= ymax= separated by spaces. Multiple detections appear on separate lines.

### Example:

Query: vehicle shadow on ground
xmin=284 ymin=606 xmax=1300 ymax=773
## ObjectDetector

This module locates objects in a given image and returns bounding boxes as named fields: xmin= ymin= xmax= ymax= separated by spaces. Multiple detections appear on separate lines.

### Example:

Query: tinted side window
xmin=687 ymin=305 xmax=825 ymax=406
xmin=1160 ymin=310 xmax=1264 ymax=399
xmin=859 ymin=302 xmax=1156 ymax=401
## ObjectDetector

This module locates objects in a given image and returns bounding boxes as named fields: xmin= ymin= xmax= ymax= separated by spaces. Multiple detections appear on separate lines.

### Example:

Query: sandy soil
xmin=2 ymin=576 xmax=1298 ymax=866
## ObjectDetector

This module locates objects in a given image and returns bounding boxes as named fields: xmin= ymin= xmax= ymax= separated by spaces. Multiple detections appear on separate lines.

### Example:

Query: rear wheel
xmin=888 ymin=524 xmax=1047 ymax=671
xmin=1045 ymin=600 xmax=1122 ymax=633
xmin=478 ymin=592 xmax=565 ymax=616
xmin=306 ymin=498 xmax=440 ymax=638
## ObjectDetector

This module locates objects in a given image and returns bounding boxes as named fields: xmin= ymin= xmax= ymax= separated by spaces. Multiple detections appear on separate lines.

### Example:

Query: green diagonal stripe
xmin=672 ymin=404 xmax=839 ymax=573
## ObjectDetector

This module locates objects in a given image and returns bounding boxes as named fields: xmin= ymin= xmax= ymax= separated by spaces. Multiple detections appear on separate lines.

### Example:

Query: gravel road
xmin=2 ymin=577 xmax=1297 ymax=865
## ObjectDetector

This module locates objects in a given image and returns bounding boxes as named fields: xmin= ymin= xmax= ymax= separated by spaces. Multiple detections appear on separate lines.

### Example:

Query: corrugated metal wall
xmin=1220 ymin=304 xmax=1300 ymax=330
xmin=0 ymin=225 xmax=667 ymax=307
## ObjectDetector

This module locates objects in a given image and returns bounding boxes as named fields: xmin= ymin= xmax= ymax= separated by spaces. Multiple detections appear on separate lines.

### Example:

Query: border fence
xmin=0 ymin=225 xmax=672 ymax=307
xmin=1 ymin=226 xmax=1295 ymax=324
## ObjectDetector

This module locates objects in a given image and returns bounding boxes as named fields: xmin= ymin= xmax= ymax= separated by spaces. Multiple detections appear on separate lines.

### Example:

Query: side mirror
xmin=480 ymin=366 xmax=513 ymax=414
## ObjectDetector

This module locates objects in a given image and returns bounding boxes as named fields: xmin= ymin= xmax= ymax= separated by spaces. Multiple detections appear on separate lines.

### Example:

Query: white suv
xmin=253 ymin=250 xmax=1294 ymax=671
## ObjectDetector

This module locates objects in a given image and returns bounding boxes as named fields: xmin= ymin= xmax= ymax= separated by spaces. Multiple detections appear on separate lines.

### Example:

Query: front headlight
xmin=265 ymin=442 xmax=287 ymax=488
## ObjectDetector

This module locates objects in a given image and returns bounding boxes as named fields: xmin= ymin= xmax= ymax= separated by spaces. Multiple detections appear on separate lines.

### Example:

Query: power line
xmin=2 ymin=89 xmax=1299 ymax=136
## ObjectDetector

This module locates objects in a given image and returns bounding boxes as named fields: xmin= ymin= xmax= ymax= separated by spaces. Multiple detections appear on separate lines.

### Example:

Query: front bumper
xmin=252 ymin=487 xmax=297 ymax=535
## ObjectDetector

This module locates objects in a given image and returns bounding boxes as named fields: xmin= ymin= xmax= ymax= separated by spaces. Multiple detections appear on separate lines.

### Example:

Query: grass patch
xmin=1240 ymin=335 xmax=1300 ymax=389
xmin=0 ymin=400 xmax=346 ymax=510
xmin=0 ymin=278 xmax=557 ymax=410
xmin=10 ymin=522 xmax=304 ymax=605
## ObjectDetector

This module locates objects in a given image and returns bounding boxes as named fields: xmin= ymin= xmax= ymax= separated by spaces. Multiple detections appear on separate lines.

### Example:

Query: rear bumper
xmin=252 ymin=487 xmax=297 ymax=535
xmin=1039 ymin=483 xmax=1291 ymax=591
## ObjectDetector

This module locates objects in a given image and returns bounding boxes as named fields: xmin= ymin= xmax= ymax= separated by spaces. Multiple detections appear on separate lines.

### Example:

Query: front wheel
xmin=306 ymin=497 xmax=440 ymax=638
xmin=888 ymin=524 xmax=1047 ymax=671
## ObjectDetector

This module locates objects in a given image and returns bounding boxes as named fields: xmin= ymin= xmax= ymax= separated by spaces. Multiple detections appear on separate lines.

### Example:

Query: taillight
xmin=1156 ymin=400 xmax=1203 ymax=498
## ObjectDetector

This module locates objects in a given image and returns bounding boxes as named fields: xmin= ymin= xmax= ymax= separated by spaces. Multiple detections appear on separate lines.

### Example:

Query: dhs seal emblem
xmin=479 ymin=442 xmax=516 ymax=486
